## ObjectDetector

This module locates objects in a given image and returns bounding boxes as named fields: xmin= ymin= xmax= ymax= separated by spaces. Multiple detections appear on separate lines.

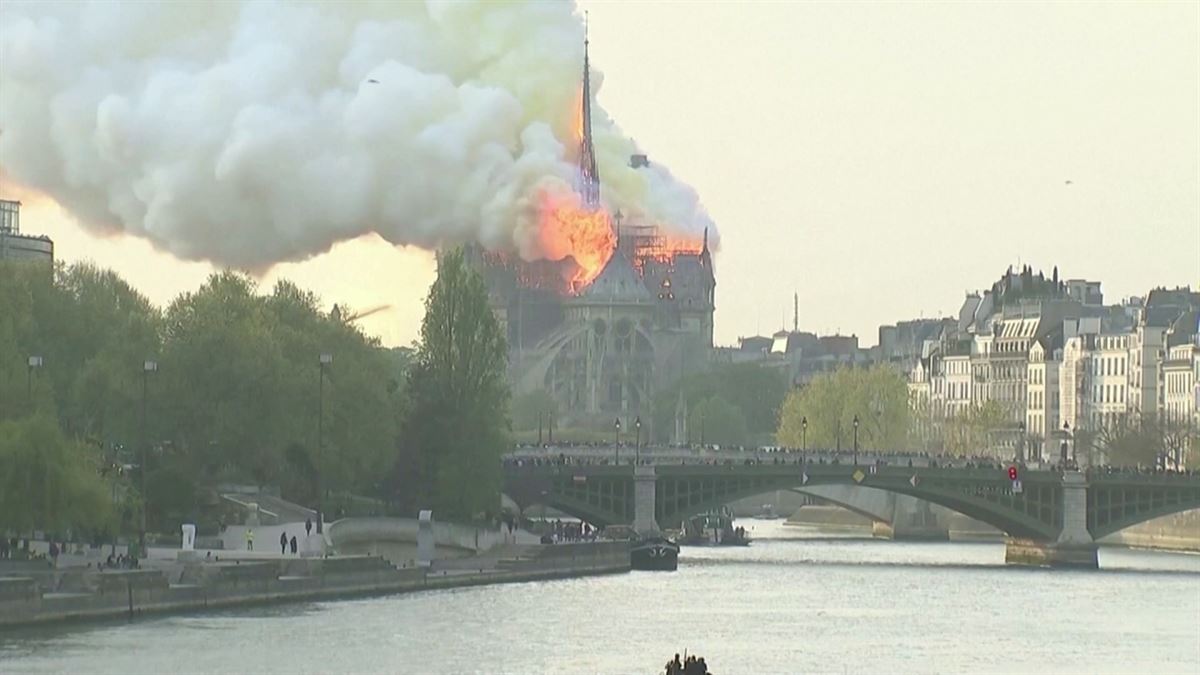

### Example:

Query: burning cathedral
xmin=465 ymin=31 xmax=715 ymax=430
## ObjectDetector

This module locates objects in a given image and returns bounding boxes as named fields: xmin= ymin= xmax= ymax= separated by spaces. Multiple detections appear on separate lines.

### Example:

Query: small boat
xmin=631 ymin=535 xmax=679 ymax=571
xmin=680 ymin=507 xmax=751 ymax=547
xmin=753 ymin=503 xmax=779 ymax=519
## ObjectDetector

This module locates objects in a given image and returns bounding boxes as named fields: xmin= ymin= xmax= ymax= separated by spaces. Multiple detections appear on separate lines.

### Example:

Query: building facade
xmin=0 ymin=200 xmax=54 ymax=264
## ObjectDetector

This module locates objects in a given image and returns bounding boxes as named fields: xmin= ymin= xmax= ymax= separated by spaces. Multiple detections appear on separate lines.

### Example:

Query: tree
xmin=654 ymin=362 xmax=786 ymax=445
xmin=941 ymin=401 xmax=1008 ymax=457
xmin=511 ymin=389 xmax=558 ymax=432
xmin=395 ymin=249 xmax=509 ymax=520
xmin=688 ymin=395 xmax=748 ymax=446
xmin=777 ymin=365 xmax=911 ymax=450
xmin=0 ymin=415 xmax=113 ymax=535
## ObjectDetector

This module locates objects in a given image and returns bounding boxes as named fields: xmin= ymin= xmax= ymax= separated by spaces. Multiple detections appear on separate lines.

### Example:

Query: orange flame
xmin=536 ymin=189 xmax=615 ymax=293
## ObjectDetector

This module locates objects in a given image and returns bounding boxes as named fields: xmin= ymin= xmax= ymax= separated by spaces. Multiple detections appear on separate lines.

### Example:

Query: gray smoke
xmin=0 ymin=0 xmax=716 ymax=270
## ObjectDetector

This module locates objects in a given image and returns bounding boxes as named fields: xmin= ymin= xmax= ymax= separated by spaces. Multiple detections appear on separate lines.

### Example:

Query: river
xmin=2 ymin=521 xmax=1198 ymax=674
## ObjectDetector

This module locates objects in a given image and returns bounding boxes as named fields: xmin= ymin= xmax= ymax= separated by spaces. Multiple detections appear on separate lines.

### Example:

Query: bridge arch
xmin=652 ymin=469 xmax=1060 ymax=540
xmin=502 ymin=457 xmax=1200 ymax=546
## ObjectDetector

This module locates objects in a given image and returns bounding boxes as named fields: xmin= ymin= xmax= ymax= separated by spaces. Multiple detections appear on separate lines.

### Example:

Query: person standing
xmin=305 ymin=518 xmax=312 ymax=537
xmin=245 ymin=528 xmax=254 ymax=551
xmin=280 ymin=531 xmax=288 ymax=555
xmin=290 ymin=535 xmax=298 ymax=555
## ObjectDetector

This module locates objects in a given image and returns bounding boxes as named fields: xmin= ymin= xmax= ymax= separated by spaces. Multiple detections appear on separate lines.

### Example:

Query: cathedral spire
xmin=577 ymin=13 xmax=600 ymax=209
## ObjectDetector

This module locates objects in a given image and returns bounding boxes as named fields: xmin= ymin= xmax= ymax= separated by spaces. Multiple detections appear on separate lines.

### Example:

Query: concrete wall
xmin=326 ymin=517 xmax=535 ymax=558
xmin=1 ymin=543 xmax=630 ymax=629
xmin=1101 ymin=508 xmax=1200 ymax=551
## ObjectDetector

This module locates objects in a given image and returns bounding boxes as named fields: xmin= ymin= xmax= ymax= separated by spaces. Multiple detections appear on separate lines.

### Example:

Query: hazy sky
xmin=3 ymin=1 xmax=1197 ymax=347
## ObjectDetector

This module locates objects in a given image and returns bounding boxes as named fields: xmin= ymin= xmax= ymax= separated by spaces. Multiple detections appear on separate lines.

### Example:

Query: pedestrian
xmin=245 ymin=528 xmax=254 ymax=551
xmin=305 ymin=518 xmax=312 ymax=537
xmin=290 ymin=535 xmax=298 ymax=555
xmin=280 ymin=531 xmax=288 ymax=555
xmin=48 ymin=541 xmax=59 ymax=567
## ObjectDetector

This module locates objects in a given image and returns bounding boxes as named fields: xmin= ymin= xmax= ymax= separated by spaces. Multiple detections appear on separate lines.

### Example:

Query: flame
xmin=536 ymin=189 xmax=615 ymax=293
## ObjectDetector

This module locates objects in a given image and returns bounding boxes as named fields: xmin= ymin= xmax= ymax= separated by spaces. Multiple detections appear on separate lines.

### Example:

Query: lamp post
xmin=139 ymin=360 xmax=157 ymax=557
xmin=317 ymin=353 xmax=332 ymax=535
xmin=801 ymin=416 xmax=808 ymax=452
xmin=537 ymin=412 xmax=543 ymax=445
xmin=548 ymin=410 xmax=554 ymax=445
xmin=635 ymin=416 xmax=642 ymax=464
xmin=700 ymin=413 xmax=706 ymax=446
xmin=1061 ymin=421 xmax=1071 ymax=467
xmin=613 ymin=418 xmax=621 ymax=463
xmin=27 ymin=355 xmax=42 ymax=410
xmin=1017 ymin=421 xmax=1026 ymax=465
xmin=852 ymin=414 xmax=860 ymax=465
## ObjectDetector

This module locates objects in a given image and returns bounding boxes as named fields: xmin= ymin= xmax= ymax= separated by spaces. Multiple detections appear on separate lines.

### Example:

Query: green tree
xmin=511 ymin=389 xmax=558 ymax=432
xmin=688 ymin=395 xmax=748 ymax=446
xmin=777 ymin=365 xmax=911 ymax=450
xmin=941 ymin=401 xmax=1008 ymax=457
xmin=654 ymin=362 xmax=786 ymax=445
xmin=0 ymin=415 xmax=113 ymax=535
xmin=396 ymin=249 xmax=509 ymax=520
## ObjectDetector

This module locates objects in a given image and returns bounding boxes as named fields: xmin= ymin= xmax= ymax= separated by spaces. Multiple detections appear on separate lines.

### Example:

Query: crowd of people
xmin=505 ymin=447 xmax=1196 ymax=477
xmin=538 ymin=519 xmax=598 ymax=544
xmin=102 ymin=552 xmax=139 ymax=569
xmin=663 ymin=653 xmax=710 ymax=675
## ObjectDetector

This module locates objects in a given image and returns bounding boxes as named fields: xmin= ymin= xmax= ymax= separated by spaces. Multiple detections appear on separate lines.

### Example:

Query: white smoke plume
xmin=0 ymin=0 xmax=716 ymax=270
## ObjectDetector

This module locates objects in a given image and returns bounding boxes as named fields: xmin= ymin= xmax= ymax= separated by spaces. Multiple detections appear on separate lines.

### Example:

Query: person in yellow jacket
xmin=245 ymin=528 xmax=254 ymax=551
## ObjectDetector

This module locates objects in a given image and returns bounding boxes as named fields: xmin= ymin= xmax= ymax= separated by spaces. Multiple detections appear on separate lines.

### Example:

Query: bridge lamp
xmin=801 ymin=417 xmax=808 ymax=452
xmin=614 ymin=418 xmax=621 ymax=463
xmin=635 ymin=416 xmax=642 ymax=463
xmin=1017 ymin=421 xmax=1026 ymax=464
xmin=852 ymin=415 xmax=860 ymax=465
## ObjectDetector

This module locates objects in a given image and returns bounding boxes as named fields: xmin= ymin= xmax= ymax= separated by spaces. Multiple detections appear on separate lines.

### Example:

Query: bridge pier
xmin=632 ymin=465 xmax=660 ymax=535
xmin=887 ymin=496 xmax=950 ymax=541
xmin=1005 ymin=472 xmax=1097 ymax=568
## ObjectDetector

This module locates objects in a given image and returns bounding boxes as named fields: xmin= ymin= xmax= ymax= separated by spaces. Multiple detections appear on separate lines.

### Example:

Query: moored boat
xmin=631 ymin=535 xmax=679 ymax=571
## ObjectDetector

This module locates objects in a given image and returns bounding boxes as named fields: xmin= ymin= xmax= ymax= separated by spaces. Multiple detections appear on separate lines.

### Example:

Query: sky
xmin=2 ymin=1 xmax=1197 ymax=347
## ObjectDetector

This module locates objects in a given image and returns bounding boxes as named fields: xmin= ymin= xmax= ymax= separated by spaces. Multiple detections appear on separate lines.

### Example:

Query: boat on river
xmin=679 ymin=507 xmax=751 ymax=546
xmin=630 ymin=535 xmax=679 ymax=571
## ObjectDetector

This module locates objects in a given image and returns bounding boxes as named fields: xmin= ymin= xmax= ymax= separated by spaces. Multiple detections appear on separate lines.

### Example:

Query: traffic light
xmin=1007 ymin=465 xmax=1018 ymax=481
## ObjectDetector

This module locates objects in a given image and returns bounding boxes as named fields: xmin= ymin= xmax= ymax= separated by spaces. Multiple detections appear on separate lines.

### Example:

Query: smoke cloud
xmin=0 ymin=1 xmax=716 ymax=270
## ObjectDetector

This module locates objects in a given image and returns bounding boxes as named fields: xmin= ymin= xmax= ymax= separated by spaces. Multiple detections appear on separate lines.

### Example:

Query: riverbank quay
xmin=0 ymin=541 xmax=629 ymax=629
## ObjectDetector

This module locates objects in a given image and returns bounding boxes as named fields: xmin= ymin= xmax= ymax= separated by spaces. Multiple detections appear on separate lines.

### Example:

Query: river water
xmin=3 ymin=521 xmax=1198 ymax=674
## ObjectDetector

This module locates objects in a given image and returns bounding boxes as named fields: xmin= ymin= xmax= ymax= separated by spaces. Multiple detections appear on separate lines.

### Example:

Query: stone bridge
xmin=503 ymin=448 xmax=1200 ymax=568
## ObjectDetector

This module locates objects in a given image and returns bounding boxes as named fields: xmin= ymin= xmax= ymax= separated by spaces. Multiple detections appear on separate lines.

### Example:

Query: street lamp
xmin=537 ymin=412 xmax=544 ymax=445
xmin=548 ymin=410 xmax=554 ymax=445
xmin=26 ymin=355 xmax=43 ymax=410
xmin=1061 ymin=421 xmax=1071 ymax=466
xmin=317 ymin=353 xmax=332 ymax=534
xmin=1017 ymin=421 xmax=1026 ymax=464
xmin=139 ymin=360 xmax=157 ymax=557
xmin=613 ymin=418 xmax=621 ymax=463
xmin=635 ymin=416 xmax=642 ymax=464
xmin=700 ymin=413 xmax=706 ymax=447
xmin=852 ymin=415 xmax=860 ymax=465
xmin=801 ymin=416 xmax=808 ymax=452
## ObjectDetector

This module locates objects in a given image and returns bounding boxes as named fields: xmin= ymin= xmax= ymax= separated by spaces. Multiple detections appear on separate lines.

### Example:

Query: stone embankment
xmin=0 ymin=542 xmax=629 ymax=629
